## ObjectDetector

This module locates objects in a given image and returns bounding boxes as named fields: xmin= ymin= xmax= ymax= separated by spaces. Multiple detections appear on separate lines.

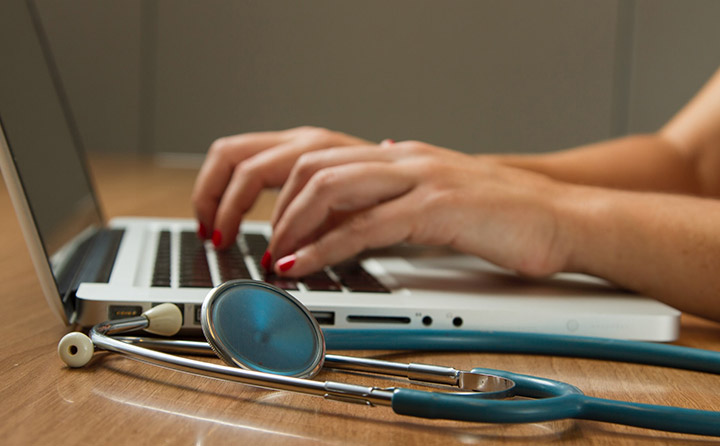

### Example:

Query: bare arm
xmin=486 ymin=67 xmax=720 ymax=198
xmin=558 ymin=185 xmax=720 ymax=321
xmin=475 ymin=68 xmax=720 ymax=320
xmin=192 ymin=69 xmax=720 ymax=322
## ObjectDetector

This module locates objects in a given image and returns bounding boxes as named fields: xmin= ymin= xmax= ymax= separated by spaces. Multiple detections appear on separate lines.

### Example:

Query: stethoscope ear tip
xmin=143 ymin=303 xmax=183 ymax=336
xmin=58 ymin=332 xmax=94 ymax=368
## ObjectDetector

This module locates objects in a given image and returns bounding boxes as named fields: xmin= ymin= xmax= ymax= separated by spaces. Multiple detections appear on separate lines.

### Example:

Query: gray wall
xmin=35 ymin=0 xmax=720 ymax=156
xmin=627 ymin=0 xmax=720 ymax=133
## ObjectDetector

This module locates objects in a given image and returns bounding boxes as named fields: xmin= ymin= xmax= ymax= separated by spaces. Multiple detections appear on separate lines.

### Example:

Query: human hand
xmin=192 ymin=126 xmax=370 ymax=248
xmin=267 ymin=140 xmax=575 ymax=278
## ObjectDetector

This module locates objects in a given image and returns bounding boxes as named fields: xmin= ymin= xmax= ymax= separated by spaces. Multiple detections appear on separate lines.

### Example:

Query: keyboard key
xmin=243 ymin=233 xmax=269 ymax=263
xmin=333 ymin=260 xmax=390 ymax=293
xmin=216 ymin=244 xmax=252 ymax=281
xmin=179 ymin=231 xmax=212 ymax=288
xmin=264 ymin=273 xmax=299 ymax=291
xmin=152 ymin=229 xmax=387 ymax=293
xmin=243 ymin=233 xmax=298 ymax=290
xmin=301 ymin=270 xmax=342 ymax=291
xmin=152 ymin=231 xmax=171 ymax=287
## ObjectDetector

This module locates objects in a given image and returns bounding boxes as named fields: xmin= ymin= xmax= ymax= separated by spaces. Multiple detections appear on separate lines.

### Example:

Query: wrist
xmin=552 ymin=183 xmax=619 ymax=276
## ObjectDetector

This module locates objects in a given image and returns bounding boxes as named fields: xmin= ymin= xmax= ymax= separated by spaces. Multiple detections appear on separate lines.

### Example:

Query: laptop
xmin=0 ymin=0 xmax=680 ymax=341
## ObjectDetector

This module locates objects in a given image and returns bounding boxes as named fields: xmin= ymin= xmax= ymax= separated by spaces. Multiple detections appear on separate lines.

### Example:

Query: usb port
xmin=311 ymin=311 xmax=335 ymax=325
xmin=194 ymin=305 xmax=202 ymax=325
xmin=108 ymin=305 xmax=143 ymax=320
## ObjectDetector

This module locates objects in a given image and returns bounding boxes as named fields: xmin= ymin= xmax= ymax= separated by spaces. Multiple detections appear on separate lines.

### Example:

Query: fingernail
xmin=276 ymin=254 xmax=296 ymax=273
xmin=197 ymin=222 xmax=207 ymax=239
xmin=212 ymin=229 xmax=222 ymax=247
xmin=381 ymin=138 xmax=395 ymax=147
xmin=261 ymin=250 xmax=272 ymax=270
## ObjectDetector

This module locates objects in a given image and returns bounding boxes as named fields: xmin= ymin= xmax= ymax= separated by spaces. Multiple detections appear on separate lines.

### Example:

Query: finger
xmin=211 ymin=139 xmax=337 ymax=249
xmin=192 ymin=130 xmax=294 ymax=237
xmin=269 ymin=162 xmax=415 ymax=260
xmin=271 ymin=145 xmax=400 ymax=226
xmin=273 ymin=195 xmax=415 ymax=277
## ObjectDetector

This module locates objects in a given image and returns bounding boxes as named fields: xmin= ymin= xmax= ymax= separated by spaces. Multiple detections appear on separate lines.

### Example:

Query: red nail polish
xmin=381 ymin=138 xmax=395 ymax=146
xmin=261 ymin=250 xmax=272 ymax=270
xmin=212 ymin=230 xmax=222 ymax=247
xmin=197 ymin=222 xmax=207 ymax=239
xmin=277 ymin=255 xmax=296 ymax=272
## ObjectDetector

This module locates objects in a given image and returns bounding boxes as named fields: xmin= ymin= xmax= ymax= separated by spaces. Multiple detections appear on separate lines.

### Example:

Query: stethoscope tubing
xmin=76 ymin=310 xmax=720 ymax=437
xmin=392 ymin=368 xmax=720 ymax=436
xmin=326 ymin=329 xmax=720 ymax=435
xmin=115 ymin=333 xmax=720 ymax=436
xmin=324 ymin=329 xmax=720 ymax=374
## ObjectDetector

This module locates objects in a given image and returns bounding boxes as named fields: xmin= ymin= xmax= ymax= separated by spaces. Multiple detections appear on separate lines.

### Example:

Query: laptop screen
xmin=0 ymin=1 xmax=103 ymax=292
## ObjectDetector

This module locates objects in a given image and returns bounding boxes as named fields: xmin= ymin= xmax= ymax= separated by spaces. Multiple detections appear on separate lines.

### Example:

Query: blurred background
xmin=34 ymin=0 xmax=720 ymax=158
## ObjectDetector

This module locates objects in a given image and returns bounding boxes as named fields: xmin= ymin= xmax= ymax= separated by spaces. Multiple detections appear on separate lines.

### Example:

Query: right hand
xmin=191 ymin=126 xmax=371 ymax=249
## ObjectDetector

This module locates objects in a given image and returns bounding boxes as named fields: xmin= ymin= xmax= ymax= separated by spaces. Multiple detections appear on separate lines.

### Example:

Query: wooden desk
xmin=2 ymin=155 xmax=720 ymax=445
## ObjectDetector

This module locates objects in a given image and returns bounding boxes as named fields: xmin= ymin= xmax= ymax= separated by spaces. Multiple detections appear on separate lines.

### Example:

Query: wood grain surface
xmin=1 ymin=155 xmax=719 ymax=446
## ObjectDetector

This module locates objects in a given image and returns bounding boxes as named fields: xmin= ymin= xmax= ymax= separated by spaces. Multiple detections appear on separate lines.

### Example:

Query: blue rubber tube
xmin=390 ymin=367 xmax=720 ymax=436
xmin=323 ymin=329 xmax=720 ymax=374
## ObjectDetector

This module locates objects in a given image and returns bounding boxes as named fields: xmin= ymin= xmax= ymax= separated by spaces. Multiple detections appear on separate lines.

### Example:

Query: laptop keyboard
xmin=152 ymin=230 xmax=390 ymax=293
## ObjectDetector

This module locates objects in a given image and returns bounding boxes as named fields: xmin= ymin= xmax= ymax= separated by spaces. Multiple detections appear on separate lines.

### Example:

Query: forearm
xmin=483 ymin=133 xmax=702 ymax=195
xmin=558 ymin=185 xmax=720 ymax=321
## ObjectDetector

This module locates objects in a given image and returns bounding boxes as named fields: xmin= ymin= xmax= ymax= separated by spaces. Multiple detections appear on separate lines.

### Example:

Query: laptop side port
xmin=311 ymin=311 xmax=335 ymax=325
xmin=346 ymin=315 xmax=411 ymax=324
xmin=108 ymin=305 xmax=143 ymax=320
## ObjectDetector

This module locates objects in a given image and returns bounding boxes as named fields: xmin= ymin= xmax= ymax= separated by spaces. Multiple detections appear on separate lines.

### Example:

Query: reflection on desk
xmin=1 ymin=155 xmax=719 ymax=445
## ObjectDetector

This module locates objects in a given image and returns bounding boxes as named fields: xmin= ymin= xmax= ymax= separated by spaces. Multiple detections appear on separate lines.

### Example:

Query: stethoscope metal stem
xmin=116 ymin=335 xmax=514 ymax=394
xmin=59 ymin=300 xmax=720 ymax=437
xmin=95 ymin=319 xmax=395 ymax=406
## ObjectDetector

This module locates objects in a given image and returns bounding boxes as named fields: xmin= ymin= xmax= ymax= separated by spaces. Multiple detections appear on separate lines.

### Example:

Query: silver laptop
xmin=0 ymin=0 xmax=680 ymax=341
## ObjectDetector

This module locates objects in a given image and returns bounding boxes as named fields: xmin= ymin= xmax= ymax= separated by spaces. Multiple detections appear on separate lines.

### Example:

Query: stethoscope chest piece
xmin=57 ymin=279 xmax=720 ymax=437
xmin=200 ymin=280 xmax=326 ymax=378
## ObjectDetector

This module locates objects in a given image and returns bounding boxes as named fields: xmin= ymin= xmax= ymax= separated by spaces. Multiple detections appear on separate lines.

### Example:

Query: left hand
xmin=267 ymin=140 xmax=574 ymax=278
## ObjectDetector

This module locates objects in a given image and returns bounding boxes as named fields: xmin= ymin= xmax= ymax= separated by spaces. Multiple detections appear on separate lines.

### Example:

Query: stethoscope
xmin=58 ymin=280 xmax=720 ymax=437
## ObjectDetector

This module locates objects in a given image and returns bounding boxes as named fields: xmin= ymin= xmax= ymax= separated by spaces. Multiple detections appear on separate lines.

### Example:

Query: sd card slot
xmin=346 ymin=315 xmax=411 ymax=324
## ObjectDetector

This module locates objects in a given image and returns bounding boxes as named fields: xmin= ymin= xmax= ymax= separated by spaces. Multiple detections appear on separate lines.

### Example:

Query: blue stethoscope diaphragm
xmin=57 ymin=278 xmax=720 ymax=436
xmin=200 ymin=280 xmax=326 ymax=378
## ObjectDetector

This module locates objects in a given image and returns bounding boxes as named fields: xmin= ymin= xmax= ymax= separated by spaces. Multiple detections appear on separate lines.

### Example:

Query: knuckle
xmin=231 ymin=161 xmax=262 ymax=190
xmin=302 ymin=127 xmax=335 ymax=145
xmin=207 ymin=134 xmax=254 ymax=160
xmin=405 ymin=157 xmax=436 ymax=177
xmin=291 ymin=125 xmax=320 ymax=133
xmin=232 ymin=159 xmax=255 ymax=178
xmin=208 ymin=137 xmax=231 ymax=157
xmin=396 ymin=140 xmax=433 ymax=156
xmin=294 ymin=152 xmax=323 ymax=178
xmin=309 ymin=167 xmax=340 ymax=194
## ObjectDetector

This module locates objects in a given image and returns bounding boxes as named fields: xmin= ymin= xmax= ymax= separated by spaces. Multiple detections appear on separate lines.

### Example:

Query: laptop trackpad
xmin=369 ymin=244 xmax=625 ymax=296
